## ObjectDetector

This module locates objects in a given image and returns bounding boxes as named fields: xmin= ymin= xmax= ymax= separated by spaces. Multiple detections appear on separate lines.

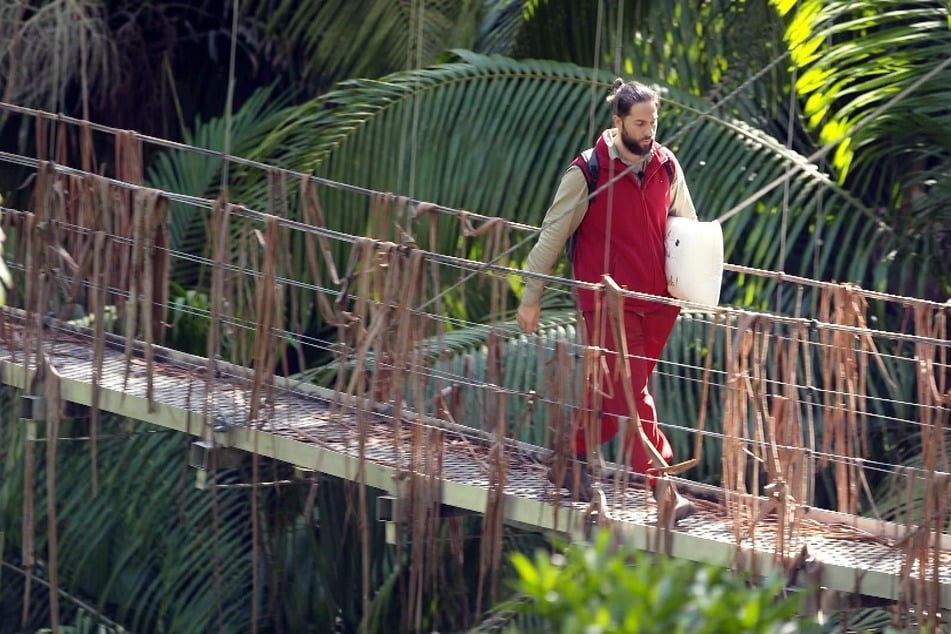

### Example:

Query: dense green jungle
xmin=0 ymin=1 xmax=949 ymax=632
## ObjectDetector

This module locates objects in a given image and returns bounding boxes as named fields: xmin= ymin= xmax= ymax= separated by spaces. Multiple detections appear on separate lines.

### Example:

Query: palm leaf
xmin=145 ymin=85 xmax=291 ymax=285
xmin=1 ymin=411 xmax=254 ymax=632
xmin=773 ymin=0 xmax=951 ymax=298
xmin=240 ymin=0 xmax=484 ymax=92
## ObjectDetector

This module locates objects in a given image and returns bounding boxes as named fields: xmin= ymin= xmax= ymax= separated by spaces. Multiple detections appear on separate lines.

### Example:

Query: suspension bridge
xmin=1 ymin=103 xmax=950 ymax=626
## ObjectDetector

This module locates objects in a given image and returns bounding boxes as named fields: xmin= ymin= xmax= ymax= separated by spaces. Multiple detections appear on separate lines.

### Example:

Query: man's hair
xmin=606 ymin=78 xmax=660 ymax=117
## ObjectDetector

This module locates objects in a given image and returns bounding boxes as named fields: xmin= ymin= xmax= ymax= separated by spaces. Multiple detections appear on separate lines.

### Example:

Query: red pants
xmin=574 ymin=304 xmax=680 ymax=478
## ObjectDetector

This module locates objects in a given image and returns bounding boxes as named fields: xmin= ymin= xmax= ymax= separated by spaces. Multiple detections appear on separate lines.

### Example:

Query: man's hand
xmin=516 ymin=303 xmax=541 ymax=334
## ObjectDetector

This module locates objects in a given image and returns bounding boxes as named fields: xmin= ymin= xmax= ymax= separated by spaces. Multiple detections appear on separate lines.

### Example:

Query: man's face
xmin=614 ymin=101 xmax=658 ymax=156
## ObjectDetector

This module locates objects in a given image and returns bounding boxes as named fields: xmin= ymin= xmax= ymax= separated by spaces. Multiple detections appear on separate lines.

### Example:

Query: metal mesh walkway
xmin=1 ymin=309 xmax=948 ymax=616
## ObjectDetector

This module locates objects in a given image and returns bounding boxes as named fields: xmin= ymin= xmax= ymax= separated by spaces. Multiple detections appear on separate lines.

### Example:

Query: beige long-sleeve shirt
xmin=520 ymin=129 xmax=697 ymax=307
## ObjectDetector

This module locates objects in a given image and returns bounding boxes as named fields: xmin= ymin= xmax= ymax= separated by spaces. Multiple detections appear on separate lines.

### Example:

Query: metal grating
xmin=1 ymin=313 xmax=949 ymax=612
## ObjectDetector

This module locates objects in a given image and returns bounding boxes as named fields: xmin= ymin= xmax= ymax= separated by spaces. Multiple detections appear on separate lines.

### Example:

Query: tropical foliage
xmin=0 ymin=413 xmax=254 ymax=632
xmin=504 ymin=529 xmax=816 ymax=633
xmin=772 ymin=0 xmax=951 ymax=301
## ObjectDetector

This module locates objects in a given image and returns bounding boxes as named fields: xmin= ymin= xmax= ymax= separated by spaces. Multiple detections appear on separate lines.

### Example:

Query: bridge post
xmin=188 ymin=440 xmax=244 ymax=490
xmin=376 ymin=495 xmax=403 ymax=545
xmin=21 ymin=395 xmax=45 ymax=430
xmin=18 ymin=392 xmax=45 ymax=608
xmin=20 ymin=394 xmax=46 ymax=452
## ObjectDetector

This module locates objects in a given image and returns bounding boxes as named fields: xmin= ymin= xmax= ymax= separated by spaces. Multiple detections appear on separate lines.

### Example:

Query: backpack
xmin=565 ymin=147 xmax=675 ymax=260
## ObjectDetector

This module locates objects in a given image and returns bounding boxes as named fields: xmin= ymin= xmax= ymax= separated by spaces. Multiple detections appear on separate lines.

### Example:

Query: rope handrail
xmin=1 ymin=148 xmax=948 ymax=317
xmin=1 ymin=171 xmax=949 ymax=349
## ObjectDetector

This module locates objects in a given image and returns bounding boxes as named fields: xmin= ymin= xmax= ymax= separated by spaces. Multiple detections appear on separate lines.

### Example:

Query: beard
xmin=620 ymin=128 xmax=651 ymax=155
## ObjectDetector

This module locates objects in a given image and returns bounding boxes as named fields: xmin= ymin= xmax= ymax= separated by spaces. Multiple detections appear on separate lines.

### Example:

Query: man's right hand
xmin=516 ymin=303 xmax=541 ymax=334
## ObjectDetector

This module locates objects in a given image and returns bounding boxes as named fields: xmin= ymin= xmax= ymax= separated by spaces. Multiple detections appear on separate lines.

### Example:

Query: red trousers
xmin=574 ymin=303 xmax=680 ymax=478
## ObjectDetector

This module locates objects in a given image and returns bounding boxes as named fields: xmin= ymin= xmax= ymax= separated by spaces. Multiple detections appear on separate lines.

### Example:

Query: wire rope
xmin=221 ymin=0 xmax=241 ymax=194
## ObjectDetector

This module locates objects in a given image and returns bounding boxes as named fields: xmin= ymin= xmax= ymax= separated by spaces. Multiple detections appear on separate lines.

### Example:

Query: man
xmin=517 ymin=78 xmax=696 ymax=523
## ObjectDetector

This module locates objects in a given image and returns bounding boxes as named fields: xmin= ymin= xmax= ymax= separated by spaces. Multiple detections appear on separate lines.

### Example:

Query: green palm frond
xmin=145 ymin=85 xmax=291 ymax=285
xmin=775 ymin=0 xmax=950 ymax=186
xmin=505 ymin=0 xmax=793 ymax=138
xmin=419 ymin=311 xmax=581 ymax=448
xmin=240 ymin=0 xmax=484 ymax=92
xmin=476 ymin=0 xmax=530 ymax=55
xmin=670 ymin=113 xmax=883 ymax=310
xmin=1 ymin=414 xmax=254 ymax=633
xmin=773 ymin=0 xmax=951 ymax=298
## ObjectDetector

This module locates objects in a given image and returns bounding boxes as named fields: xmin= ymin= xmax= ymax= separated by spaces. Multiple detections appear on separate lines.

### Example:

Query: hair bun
xmin=606 ymin=77 xmax=625 ymax=104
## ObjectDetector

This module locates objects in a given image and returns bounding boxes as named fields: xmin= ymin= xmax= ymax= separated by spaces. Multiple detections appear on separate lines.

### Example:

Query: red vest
xmin=572 ymin=136 xmax=675 ymax=313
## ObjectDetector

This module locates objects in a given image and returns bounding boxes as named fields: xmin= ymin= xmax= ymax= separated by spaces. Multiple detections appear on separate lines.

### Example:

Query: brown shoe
xmin=652 ymin=478 xmax=697 ymax=525
xmin=548 ymin=457 xmax=593 ymax=502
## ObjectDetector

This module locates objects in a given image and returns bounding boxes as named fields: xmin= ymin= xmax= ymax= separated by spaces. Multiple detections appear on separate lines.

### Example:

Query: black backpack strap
xmin=662 ymin=155 xmax=675 ymax=184
xmin=566 ymin=148 xmax=598 ymax=261
xmin=571 ymin=147 xmax=600 ymax=201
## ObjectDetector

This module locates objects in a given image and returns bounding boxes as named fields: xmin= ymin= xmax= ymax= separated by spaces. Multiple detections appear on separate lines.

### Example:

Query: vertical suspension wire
xmin=396 ymin=13 xmax=411 ymax=202
xmin=778 ymin=63 xmax=795 ymax=314
xmin=48 ymin=5 xmax=66 ymax=159
xmin=600 ymin=0 xmax=624 ymax=276
xmin=614 ymin=0 xmax=624 ymax=77
xmin=781 ymin=71 xmax=794 ymax=265
xmin=596 ymin=0 xmax=623 ymax=352
xmin=813 ymin=26 xmax=833 ymax=294
xmin=603 ymin=0 xmax=625 ymax=271
xmin=76 ymin=0 xmax=90 ymax=130
xmin=221 ymin=0 xmax=241 ymax=194
xmin=397 ymin=0 xmax=426 ymax=235
xmin=585 ymin=0 xmax=604 ymax=144
xmin=212 ymin=3 xmax=241 ymax=632
xmin=409 ymin=0 xmax=425 ymax=199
